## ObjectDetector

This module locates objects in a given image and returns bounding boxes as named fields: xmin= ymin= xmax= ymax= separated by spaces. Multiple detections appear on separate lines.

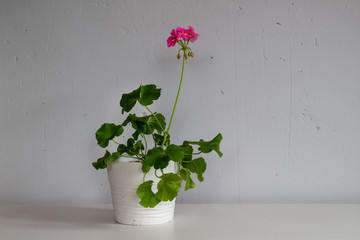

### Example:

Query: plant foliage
xmin=92 ymin=84 xmax=223 ymax=207
xmin=93 ymin=27 xmax=223 ymax=208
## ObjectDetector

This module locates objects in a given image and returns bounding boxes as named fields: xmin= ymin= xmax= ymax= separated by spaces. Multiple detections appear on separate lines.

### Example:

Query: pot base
xmin=107 ymin=161 xmax=176 ymax=225
xmin=112 ymin=200 xmax=175 ymax=225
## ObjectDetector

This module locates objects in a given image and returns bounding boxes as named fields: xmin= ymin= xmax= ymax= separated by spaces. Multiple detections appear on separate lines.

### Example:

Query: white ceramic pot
xmin=107 ymin=160 xmax=176 ymax=225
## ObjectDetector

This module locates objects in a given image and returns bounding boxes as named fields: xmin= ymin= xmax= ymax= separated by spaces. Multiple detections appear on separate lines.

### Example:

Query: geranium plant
xmin=92 ymin=26 xmax=223 ymax=208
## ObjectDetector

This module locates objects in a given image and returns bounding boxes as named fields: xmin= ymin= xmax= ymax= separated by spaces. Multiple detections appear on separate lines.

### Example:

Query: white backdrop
xmin=1 ymin=0 xmax=359 ymax=204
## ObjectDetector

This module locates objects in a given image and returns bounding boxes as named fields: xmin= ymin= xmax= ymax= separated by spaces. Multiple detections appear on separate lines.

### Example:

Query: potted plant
xmin=92 ymin=26 xmax=223 ymax=225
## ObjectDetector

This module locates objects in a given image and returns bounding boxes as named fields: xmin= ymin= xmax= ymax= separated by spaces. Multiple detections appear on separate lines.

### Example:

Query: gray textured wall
xmin=1 ymin=0 xmax=359 ymax=204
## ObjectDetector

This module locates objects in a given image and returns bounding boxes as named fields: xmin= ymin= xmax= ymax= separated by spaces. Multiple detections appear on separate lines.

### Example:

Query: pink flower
xmin=167 ymin=29 xmax=178 ymax=47
xmin=176 ymin=27 xmax=189 ymax=39
xmin=186 ymin=26 xmax=199 ymax=42
xmin=167 ymin=26 xmax=199 ymax=47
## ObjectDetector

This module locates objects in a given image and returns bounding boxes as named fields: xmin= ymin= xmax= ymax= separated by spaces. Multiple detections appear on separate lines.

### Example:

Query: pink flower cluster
xmin=167 ymin=26 xmax=199 ymax=47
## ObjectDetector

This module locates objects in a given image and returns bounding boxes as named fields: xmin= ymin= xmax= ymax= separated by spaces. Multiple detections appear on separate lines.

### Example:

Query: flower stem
xmin=162 ymin=52 xmax=186 ymax=147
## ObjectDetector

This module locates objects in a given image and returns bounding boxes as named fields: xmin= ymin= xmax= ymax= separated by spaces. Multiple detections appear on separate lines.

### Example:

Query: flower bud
xmin=184 ymin=55 xmax=188 ymax=60
xmin=177 ymin=53 xmax=181 ymax=59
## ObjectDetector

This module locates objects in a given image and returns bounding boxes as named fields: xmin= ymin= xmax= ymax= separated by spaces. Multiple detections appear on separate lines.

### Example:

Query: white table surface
xmin=1 ymin=204 xmax=359 ymax=240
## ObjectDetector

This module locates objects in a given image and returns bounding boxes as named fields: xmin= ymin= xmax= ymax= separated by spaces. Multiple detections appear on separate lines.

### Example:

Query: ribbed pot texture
xmin=107 ymin=161 xmax=176 ymax=225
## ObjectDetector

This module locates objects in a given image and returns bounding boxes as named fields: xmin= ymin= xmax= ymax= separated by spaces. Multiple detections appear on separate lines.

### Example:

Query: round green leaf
xmin=96 ymin=123 xmax=124 ymax=148
xmin=137 ymin=181 xmax=160 ymax=208
xmin=165 ymin=144 xmax=185 ymax=162
xmin=155 ymin=173 xmax=182 ymax=201
xmin=138 ymin=84 xmax=161 ymax=106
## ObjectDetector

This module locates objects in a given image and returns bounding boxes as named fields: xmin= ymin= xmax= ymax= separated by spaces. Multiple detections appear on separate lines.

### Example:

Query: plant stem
xmin=154 ymin=169 xmax=161 ymax=178
xmin=145 ymin=106 xmax=164 ymax=132
xmin=184 ymin=152 xmax=201 ymax=156
xmin=162 ymin=52 xmax=186 ymax=147
xmin=143 ymin=172 xmax=147 ymax=182
xmin=151 ymin=134 xmax=156 ymax=147
xmin=168 ymin=53 xmax=186 ymax=132
xmin=181 ymin=160 xmax=191 ymax=163
xmin=112 ymin=140 xmax=120 ymax=145
xmin=179 ymin=164 xmax=188 ymax=171
xmin=141 ymin=133 xmax=148 ymax=153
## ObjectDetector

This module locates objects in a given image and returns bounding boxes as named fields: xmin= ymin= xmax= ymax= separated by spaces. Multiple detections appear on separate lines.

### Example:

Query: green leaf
xmin=136 ymin=181 xmax=160 ymax=208
xmin=107 ymin=152 xmax=121 ymax=162
xmin=127 ymin=138 xmax=134 ymax=147
xmin=92 ymin=151 xmax=111 ymax=170
xmin=184 ymin=133 xmax=223 ymax=157
xmin=95 ymin=123 xmax=124 ymax=148
xmin=148 ymin=113 xmax=166 ymax=133
xmin=116 ymin=139 xmax=143 ymax=157
xmin=132 ymin=130 xmax=141 ymax=140
xmin=141 ymin=163 xmax=151 ymax=173
xmin=186 ymin=157 xmax=207 ymax=182
xmin=134 ymin=140 xmax=144 ymax=153
xmin=153 ymin=133 xmax=170 ymax=146
xmin=154 ymin=155 xmax=170 ymax=170
xmin=117 ymin=144 xmax=127 ymax=155
xmin=165 ymin=144 xmax=184 ymax=162
xmin=119 ymin=85 xmax=161 ymax=114
xmin=155 ymin=173 xmax=182 ymax=201
xmin=122 ymin=113 xmax=164 ymax=135
xmin=180 ymin=143 xmax=193 ymax=162
xmin=180 ymin=169 xmax=196 ymax=191
xmin=138 ymin=84 xmax=161 ymax=106
xmin=143 ymin=147 xmax=164 ymax=167
xmin=120 ymin=87 xmax=141 ymax=114
xmin=92 ymin=151 xmax=120 ymax=169
xmin=143 ymin=147 xmax=169 ymax=170
xmin=126 ymin=138 xmax=135 ymax=153
xmin=129 ymin=139 xmax=144 ymax=156
xmin=121 ymin=114 xmax=135 ymax=127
